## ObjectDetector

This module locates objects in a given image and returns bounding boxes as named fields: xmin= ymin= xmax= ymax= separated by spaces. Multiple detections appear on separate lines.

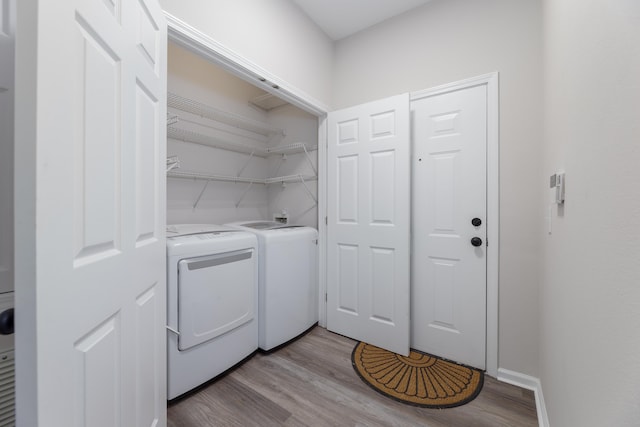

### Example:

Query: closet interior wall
xmin=166 ymin=42 xmax=318 ymax=228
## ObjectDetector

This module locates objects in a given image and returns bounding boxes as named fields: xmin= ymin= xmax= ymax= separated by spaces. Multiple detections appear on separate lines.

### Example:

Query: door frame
xmin=162 ymin=14 xmax=498 ymax=376
xmin=411 ymin=73 xmax=499 ymax=376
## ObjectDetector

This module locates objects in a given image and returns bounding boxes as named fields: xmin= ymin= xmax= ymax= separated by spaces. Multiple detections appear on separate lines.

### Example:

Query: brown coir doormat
xmin=351 ymin=342 xmax=484 ymax=408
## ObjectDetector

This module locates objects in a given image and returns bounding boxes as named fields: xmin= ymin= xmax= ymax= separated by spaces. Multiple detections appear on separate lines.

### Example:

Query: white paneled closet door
xmin=0 ymin=2 xmax=15 ymax=424
xmin=16 ymin=0 xmax=167 ymax=425
xmin=0 ymin=0 xmax=15 ymax=295
xmin=326 ymin=94 xmax=410 ymax=356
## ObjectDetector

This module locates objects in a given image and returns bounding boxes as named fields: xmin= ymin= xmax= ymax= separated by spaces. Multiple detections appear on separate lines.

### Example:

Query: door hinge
xmin=325 ymin=216 xmax=328 ymax=225
xmin=325 ymin=293 xmax=327 ymax=302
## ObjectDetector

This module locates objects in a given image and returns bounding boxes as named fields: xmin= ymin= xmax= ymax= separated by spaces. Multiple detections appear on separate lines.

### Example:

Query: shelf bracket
xmin=166 ymin=156 xmax=180 ymax=172
xmin=299 ymin=175 xmax=318 ymax=205
xmin=302 ymin=144 xmax=317 ymax=175
xmin=167 ymin=113 xmax=179 ymax=126
xmin=193 ymin=179 xmax=211 ymax=210
xmin=237 ymin=151 xmax=255 ymax=178
xmin=236 ymin=181 xmax=255 ymax=208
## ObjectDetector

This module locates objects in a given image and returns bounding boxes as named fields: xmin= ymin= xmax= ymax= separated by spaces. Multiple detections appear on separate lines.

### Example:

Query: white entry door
xmin=15 ymin=0 xmax=167 ymax=425
xmin=411 ymin=84 xmax=487 ymax=369
xmin=326 ymin=94 xmax=410 ymax=356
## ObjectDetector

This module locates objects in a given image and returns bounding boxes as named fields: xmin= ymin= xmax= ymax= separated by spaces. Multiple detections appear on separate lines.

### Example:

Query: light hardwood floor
xmin=168 ymin=327 xmax=538 ymax=427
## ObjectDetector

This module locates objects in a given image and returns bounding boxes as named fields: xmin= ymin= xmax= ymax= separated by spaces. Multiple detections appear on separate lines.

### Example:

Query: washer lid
xmin=166 ymin=223 xmax=237 ymax=237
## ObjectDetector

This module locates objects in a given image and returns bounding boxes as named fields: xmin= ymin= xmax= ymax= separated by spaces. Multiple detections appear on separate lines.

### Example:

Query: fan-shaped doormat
xmin=351 ymin=342 xmax=484 ymax=408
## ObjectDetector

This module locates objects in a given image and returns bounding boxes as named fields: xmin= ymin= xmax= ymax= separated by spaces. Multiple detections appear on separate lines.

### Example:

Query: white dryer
xmin=0 ymin=292 xmax=14 ymax=424
xmin=225 ymin=221 xmax=318 ymax=351
xmin=166 ymin=224 xmax=258 ymax=400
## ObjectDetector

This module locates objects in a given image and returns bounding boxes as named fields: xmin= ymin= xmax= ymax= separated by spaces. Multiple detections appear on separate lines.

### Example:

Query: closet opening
xmin=166 ymin=17 xmax=330 ymax=328
xmin=164 ymin=27 xmax=330 ymax=401
xmin=166 ymin=41 xmax=319 ymax=229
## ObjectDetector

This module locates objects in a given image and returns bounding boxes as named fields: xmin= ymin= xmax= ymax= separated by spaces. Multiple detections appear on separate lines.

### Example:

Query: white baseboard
xmin=497 ymin=368 xmax=550 ymax=427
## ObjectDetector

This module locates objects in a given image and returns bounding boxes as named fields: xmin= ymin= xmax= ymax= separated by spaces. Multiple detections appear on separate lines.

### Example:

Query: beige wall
xmin=159 ymin=0 xmax=334 ymax=107
xmin=332 ymin=0 xmax=543 ymax=377
xmin=541 ymin=0 xmax=640 ymax=425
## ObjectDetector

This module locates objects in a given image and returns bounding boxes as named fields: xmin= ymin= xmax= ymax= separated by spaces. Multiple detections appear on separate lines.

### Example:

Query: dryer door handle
xmin=166 ymin=325 xmax=180 ymax=336
xmin=185 ymin=250 xmax=253 ymax=271
xmin=0 ymin=308 xmax=14 ymax=335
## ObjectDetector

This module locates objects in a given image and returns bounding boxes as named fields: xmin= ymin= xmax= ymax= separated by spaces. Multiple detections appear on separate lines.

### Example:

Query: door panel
xmin=411 ymin=85 xmax=487 ymax=369
xmin=337 ymin=244 xmax=359 ymax=313
xmin=135 ymin=82 xmax=161 ymax=243
xmin=16 ymin=0 xmax=167 ymax=424
xmin=73 ymin=13 xmax=122 ymax=263
xmin=135 ymin=284 xmax=162 ymax=427
xmin=337 ymin=156 xmax=358 ymax=222
xmin=370 ymin=150 xmax=395 ymax=223
xmin=74 ymin=315 xmax=120 ymax=427
xmin=327 ymin=94 xmax=410 ymax=356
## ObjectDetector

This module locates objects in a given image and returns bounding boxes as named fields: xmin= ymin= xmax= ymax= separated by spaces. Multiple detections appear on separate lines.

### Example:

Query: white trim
xmin=164 ymin=12 xmax=330 ymax=117
xmin=317 ymin=117 xmax=328 ymax=327
xmin=411 ymin=72 xmax=500 ymax=377
xmin=486 ymin=73 xmax=500 ymax=378
xmin=410 ymin=72 xmax=499 ymax=100
xmin=497 ymin=368 xmax=550 ymax=427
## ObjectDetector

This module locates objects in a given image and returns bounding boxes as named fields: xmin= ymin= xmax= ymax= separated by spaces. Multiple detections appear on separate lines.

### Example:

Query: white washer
xmin=225 ymin=221 xmax=318 ymax=351
xmin=166 ymin=224 xmax=258 ymax=400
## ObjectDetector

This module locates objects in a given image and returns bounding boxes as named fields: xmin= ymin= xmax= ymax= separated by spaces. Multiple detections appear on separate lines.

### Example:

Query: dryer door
xmin=178 ymin=249 xmax=256 ymax=351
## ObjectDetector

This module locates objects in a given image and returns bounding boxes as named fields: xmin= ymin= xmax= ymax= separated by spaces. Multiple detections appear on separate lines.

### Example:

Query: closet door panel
xmin=327 ymin=93 xmax=410 ymax=356
xmin=17 ymin=0 xmax=167 ymax=425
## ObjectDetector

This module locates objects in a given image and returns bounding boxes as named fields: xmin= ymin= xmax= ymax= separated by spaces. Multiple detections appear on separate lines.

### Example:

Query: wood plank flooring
xmin=168 ymin=327 xmax=538 ymax=427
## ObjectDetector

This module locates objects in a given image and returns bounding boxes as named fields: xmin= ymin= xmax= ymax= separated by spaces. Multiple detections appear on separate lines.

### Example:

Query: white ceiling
xmin=292 ymin=0 xmax=432 ymax=41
